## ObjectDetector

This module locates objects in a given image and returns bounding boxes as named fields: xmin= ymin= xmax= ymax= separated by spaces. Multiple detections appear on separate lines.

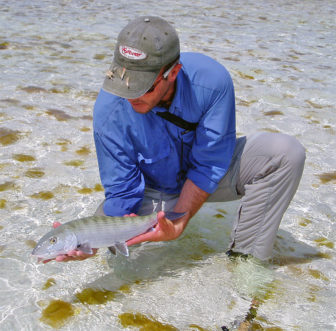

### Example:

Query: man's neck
xmin=158 ymin=81 xmax=176 ymax=109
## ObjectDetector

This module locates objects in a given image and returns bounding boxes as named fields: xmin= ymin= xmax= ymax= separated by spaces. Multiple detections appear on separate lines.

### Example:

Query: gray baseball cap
xmin=102 ymin=16 xmax=180 ymax=99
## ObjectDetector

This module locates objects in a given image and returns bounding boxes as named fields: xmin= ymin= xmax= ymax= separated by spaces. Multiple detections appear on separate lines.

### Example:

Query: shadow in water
xmin=271 ymin=228 xmax=329 ymax=266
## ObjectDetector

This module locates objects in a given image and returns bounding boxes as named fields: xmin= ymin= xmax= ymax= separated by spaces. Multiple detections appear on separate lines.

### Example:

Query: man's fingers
xmin=156 ymin=211 xmax=172 ymax=231
xmin=41 ymin=248 xmax=98 ymax=263
xmin=127 ymin=211 xmax=178 ymax=246
xmin=127 ymin=227 xmax=160 ymax=246
xmin=55 ymin=254 xmax=70 ymax=261
xmin=127 ymin=232 xmax=154 ymax=246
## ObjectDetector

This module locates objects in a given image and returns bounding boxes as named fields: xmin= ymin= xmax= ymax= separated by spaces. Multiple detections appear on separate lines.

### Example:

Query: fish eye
xmin=49 ymin=237 xmax=57 ymax=244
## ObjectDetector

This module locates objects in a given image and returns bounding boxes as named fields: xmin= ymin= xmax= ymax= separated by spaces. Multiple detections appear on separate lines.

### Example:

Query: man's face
xmin=127 ymin=62 xmax=181 ymax=114
xmin=127 ymin=71 xmax=171 ymax=114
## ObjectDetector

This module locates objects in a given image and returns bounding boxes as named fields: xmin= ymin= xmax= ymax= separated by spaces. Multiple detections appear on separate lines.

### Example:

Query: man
xmin=52 ymin=16 xmax=305 ymax=263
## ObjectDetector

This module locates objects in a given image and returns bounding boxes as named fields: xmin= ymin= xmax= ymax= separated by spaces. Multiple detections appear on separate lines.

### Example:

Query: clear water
xmin=0 ymin=0 xmax=335 ymax=330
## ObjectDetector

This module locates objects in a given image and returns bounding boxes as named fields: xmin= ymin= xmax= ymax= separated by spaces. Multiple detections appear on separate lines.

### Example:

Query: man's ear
xmin=168 ymin=63 xmax=182 ymax=82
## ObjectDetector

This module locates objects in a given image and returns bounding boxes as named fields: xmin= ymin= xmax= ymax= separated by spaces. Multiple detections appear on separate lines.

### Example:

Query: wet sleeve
xmin=94 ymin=131 xmax=145 ymax=216
xmin=187 ymin=79 xmax=236 ymax=194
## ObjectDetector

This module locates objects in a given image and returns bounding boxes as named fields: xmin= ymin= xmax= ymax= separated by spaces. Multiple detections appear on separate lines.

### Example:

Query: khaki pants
xmin=95 ymin=132 xmax=306 ymax=260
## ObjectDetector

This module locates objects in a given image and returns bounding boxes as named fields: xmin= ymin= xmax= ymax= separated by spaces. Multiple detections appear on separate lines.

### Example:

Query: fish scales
xmin=71 ymin=214 xmax=156 ymax=247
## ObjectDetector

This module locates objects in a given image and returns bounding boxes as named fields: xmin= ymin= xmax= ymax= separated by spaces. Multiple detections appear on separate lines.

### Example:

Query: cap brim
xmin=102 ymin=63 xmax=160 ymax=99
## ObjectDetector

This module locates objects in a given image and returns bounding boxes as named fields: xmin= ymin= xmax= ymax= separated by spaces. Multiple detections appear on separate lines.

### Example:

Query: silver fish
xmin=32 ymin=212 xmax=185 ymax=260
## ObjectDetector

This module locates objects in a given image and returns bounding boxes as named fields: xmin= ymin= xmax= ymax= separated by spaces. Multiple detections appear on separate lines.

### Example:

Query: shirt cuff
xmin=187 ymin=169 xmax=220 ymax=194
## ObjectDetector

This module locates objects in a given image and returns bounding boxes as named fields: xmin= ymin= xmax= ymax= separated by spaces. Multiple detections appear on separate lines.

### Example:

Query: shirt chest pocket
xmin=136 ymin=133 xmax=171 ymax=164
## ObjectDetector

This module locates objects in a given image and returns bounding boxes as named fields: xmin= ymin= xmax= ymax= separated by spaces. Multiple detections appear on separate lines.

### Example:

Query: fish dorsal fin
xmin=115 ymin=242 xmax=129 ymax=257
xmin=77 ymin=242 xmax=93 ymax=255
xmin=108 ymin=246 xmax=117 ymax=255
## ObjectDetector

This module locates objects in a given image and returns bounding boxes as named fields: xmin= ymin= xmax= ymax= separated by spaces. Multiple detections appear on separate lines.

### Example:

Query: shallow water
xmin=0 ymin=0 xmax=335 ymax=330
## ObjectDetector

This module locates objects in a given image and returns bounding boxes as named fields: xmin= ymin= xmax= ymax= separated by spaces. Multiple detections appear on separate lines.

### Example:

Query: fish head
xmin=32 ymin=228 xmax=77 ymax=259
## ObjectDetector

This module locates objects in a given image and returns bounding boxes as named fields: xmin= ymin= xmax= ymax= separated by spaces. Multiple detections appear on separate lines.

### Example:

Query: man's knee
xmin=255 ymin=132 xmax=305 ymax=172
xmin=276 ymin=134 xmax=306 ymax=174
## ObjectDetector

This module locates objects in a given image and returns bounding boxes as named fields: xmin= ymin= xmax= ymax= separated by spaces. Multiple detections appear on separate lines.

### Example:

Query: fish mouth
xmin=31 ymin=245 xmax=47 ymax=258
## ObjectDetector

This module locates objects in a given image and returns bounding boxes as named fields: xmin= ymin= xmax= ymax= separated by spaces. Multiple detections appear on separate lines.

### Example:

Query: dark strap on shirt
xmin=156 ymin=111 xmax=198 ymax=184
xmin=156 ymin=111 xmax=198 ymax=131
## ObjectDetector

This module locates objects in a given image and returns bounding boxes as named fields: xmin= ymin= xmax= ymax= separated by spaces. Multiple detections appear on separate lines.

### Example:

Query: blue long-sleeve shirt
xmin=93 ymin=52 xmax=236 ymax=216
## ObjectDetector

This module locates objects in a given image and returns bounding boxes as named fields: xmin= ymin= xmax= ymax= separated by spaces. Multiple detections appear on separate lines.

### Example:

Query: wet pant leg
xmin=135 ymin=187 xmax=179 ymax=215
xmin=211 ymin=132 xmax=306 ymax=260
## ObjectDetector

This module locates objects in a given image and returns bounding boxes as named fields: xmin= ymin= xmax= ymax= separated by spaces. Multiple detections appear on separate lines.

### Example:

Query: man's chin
xmin=130 ymin=104 xmax=152 ymax=114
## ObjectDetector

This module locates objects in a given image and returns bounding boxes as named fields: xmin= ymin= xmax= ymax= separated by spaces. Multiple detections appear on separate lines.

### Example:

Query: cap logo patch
xmin=120 ymin=45 xmax=147 ymax=60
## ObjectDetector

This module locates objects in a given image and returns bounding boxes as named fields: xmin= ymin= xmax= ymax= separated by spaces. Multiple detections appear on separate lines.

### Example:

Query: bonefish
xmin=32 ymin=212 xmax=185 ymax=260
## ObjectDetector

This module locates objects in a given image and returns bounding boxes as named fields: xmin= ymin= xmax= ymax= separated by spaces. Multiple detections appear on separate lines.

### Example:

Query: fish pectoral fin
xmin=115 ymin=242 xmax=129 ymax=257
xmin=77 ymin=242 xmax=93 ymax=255
xmin=108 ymin=246 xmax=117 ymax=255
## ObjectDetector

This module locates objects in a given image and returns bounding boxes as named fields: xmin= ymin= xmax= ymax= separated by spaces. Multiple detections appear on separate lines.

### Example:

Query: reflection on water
xmin=0 ymin=0 xmax=335 ymax=330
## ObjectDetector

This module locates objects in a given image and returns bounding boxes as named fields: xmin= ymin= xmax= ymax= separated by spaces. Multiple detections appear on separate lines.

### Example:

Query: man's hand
xmin=126 ymin=211 xmax=186 ymax=246
xmin=42 ymin=222 xmax=97 ymax=264
xmin=127 ymin=179 xmax=209 ymax=247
